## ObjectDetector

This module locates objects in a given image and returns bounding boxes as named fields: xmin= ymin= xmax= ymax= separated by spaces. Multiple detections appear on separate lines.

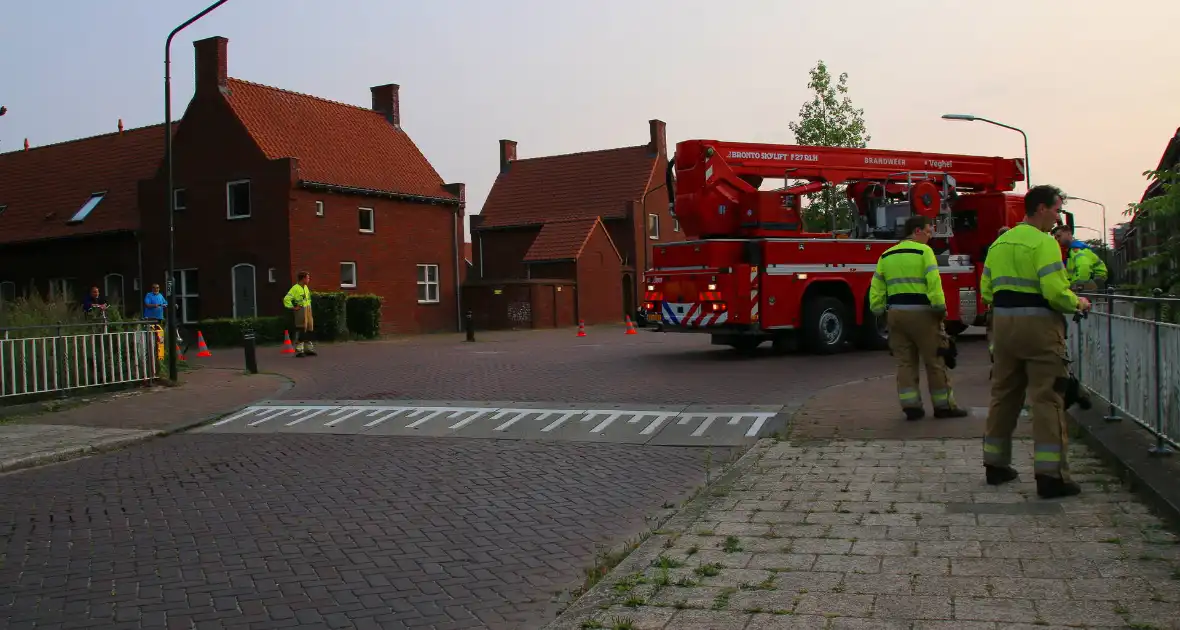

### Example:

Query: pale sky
xmin=2 ymin=0 xmax=1176 ymax=243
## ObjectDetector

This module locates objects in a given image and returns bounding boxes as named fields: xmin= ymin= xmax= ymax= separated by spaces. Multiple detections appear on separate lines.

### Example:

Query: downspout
xmin=136 ymin=231 xmax=144 ymax=317
xmin=478 ymin=234 xmax=484 ymax=278
xmin=453 ymin=206 xmax=462 ymax=332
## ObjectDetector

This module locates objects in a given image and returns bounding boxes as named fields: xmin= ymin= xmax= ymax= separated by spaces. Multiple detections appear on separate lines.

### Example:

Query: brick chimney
xmin=194 ymin=36 xmax=228 ymax=94
xmin=499 ymin=140 xmax=517 ymax=174
xmin=370 ymin=84 xmax=400 ymax=127
xmin=648 ymin=119 xmax=667 ymax=157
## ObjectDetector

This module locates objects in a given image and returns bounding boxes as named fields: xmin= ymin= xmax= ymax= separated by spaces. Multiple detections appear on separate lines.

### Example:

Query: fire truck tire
xmin=801 ymin=296 xmax=851 ymax=354
xmin=855 ymin=312 xmax=889 ymax=351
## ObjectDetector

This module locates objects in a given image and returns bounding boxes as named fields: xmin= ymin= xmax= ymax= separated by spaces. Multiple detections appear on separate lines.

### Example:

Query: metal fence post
xmin=54 ymin=325 xmax=67 ymax=399
xmin=465 ymin=310 xmax=475 ymax=343
xmin=1103 ymin=287 xmax=1119 ymax=422
xmin=1148 ymin=289 xmax=1172 ymax=457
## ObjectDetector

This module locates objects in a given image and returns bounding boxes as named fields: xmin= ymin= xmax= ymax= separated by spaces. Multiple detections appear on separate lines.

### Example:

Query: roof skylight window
xmin=67 ymin=193 xmax=105 ymax=224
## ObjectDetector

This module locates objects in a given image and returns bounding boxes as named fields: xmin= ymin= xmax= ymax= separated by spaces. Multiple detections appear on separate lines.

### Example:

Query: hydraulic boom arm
xmin=668 ymin=139 xmax=1026 ymax=239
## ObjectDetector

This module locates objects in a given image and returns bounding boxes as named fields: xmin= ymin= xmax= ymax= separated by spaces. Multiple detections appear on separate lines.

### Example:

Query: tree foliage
xmin=787 ymin=60 xmax=871 ymax=232
xmin=1123 ymin=167 xmax=1180 ymax=295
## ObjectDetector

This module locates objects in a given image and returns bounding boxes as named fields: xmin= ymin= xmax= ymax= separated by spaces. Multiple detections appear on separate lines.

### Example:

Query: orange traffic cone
xmin=577 ymin=320 xmax=587 ymax=337
xmin=625 ymin=315 xmax=638 ymax=335
xmin=281 ymin=330 xmax=297 ymax=355
xmin=195 ymin=331 xmax=213 ymax=357
xmin=175 ymin=344 xmax=186 ymax=361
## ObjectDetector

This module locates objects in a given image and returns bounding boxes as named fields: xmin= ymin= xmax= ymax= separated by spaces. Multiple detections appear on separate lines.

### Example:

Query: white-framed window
xmin=172 ymin=269 xmax=200 ymax=324
xmin=67 ymin=192 xmax=106 ymax=224
xmin=48 ymin=278 xmax=75 ymax=302
xmin=674 ymin=217 xmax=680 ymax=232
xmin=359 ymin=207 xmax=375 ymax=233
xmin=267 ymin=268 xmax=277 ymax=283
xmin=0 ymin=281 xmax=16 ymax=310
xmin=648 ymin=213 xmax=660 ymax=239
xmin=416 ymin=264 xmax=439 ymax=304
xmin=173 ymin=188 xmax=187 ymax=211
xmin=315 ymin=200 xmax=325 ymax=217
xmin=340 ymin=262 xmax=358 ymax=289
xmin=231 ymin=263 xmax=257 ymax=319
xmin=226 ymin=180 xmax=251 ymax=220
xmin=103 ymin=273 xmax=125 ymax=310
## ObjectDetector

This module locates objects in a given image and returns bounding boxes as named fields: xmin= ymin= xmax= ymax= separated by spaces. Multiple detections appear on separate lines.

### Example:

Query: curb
xmin=542 ymin=438 xmax=775 ymax=630
xmin=1068 ymin=403 xmax=1180 ymax=530
xmin=0 ymin=373 xmax=294 ymax=475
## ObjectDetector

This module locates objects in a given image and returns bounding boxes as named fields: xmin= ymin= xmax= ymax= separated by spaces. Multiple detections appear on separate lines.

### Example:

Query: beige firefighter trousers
xmin=886 ymin=309 xmax=955 ymax=411
xmin=983 ymin=311 xmax=1072 ymax=480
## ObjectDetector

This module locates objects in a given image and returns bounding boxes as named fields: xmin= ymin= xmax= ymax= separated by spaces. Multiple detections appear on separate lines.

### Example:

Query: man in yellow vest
xmin=981 ymin=185 xmax=1092 ymax=498
xmin=283 ymin=271 xmax=317 ymax=357
xmin=870 ymin=215 xmax=968 ymax=421
xmin=1052 ymin=226 xmax=1108 ymax=291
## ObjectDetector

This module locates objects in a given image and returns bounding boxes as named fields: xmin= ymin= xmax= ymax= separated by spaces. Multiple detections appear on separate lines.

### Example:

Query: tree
xmin=1124 ymin=167 xmax=1180 ymax=296
xmin=788 ymin=60 xmax=871 ymax=232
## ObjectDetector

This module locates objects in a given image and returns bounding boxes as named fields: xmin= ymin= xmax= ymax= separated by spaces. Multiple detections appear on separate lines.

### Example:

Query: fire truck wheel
xmin=802 ymin=296 xmax=851 ymax=354
xmin=855 ymin=311 xmax=889 ymax=351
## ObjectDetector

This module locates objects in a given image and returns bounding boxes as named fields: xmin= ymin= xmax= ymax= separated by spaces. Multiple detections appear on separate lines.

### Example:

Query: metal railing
xmin=1070 ymin=289 xmax=1179 ymax=454
xmin=0 ymin=321 xmax=160 ymax=399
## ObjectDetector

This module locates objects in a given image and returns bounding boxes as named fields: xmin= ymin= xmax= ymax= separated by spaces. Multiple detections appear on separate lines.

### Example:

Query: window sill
xmin=227 ymin=214 xmax=252 ymax=221
xmin=417 ymin=300 xmax=441 ymax=305
xmin=340 ymin=285 xmax=357 ymax=290
xmin=359 ymin=229 xmax=375 ymax=234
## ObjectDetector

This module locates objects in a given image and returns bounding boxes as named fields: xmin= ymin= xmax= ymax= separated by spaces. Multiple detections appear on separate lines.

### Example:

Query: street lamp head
xmin=941 ymin=113 xmax=976 ymax=121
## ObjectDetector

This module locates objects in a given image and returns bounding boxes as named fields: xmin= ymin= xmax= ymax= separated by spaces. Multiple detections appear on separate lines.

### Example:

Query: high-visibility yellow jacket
xmin=981 ymin=223 xmax=1079 ymax=314
xmin=283 ymin=283 xmax=311 ymax=309
xmin=869 ymin=240 xmax=946 ymax=315
xmin=1067 ymin=246 xmax=1107 ymax=284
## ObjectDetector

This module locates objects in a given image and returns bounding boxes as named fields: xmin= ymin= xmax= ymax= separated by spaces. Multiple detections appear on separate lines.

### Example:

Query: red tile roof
xmin=0 ymin=123 xmax=174 ymax=246
xmin=523 ymin=218 xmax=606 ymax=262
xmin=478 ymin=146 xmax=656 ymax=228
xmin=223 ymin=79 xmax=455 ymax=200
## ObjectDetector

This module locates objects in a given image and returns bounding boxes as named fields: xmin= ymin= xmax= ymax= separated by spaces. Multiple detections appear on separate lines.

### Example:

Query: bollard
xmin=243 ymin=327 xmax=258 ymax=374
xmin=465 ymin=310 xmax=476 ymax=342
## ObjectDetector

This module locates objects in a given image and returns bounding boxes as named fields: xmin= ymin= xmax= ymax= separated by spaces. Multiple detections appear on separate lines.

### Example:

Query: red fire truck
xmin=643 ymin=140 xmax=1071 ymax=354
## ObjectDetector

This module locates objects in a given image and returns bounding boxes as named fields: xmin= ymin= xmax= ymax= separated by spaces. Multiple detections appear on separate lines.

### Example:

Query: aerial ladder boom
xmin=667 ymin=140 xmax=1026 ymax=240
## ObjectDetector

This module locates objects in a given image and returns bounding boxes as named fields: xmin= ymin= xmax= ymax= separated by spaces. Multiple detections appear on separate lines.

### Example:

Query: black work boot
xmin=985 ymin=465 xmax=1019 ymax=486
xmin=903 ymin=407 xmax=925 ymax=421
xmin=934 ymin=407 xmax=970 ymax=419
xmin=1036 ymin=475 xmax=1081 ymax=499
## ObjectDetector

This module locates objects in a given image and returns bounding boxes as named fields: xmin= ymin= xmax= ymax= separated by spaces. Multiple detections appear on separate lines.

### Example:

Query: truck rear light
xmin=709 ymin=302 xmax=727 ymax=313
xmin=707 ymin=283 xmax=717 ymax=291
xmin=646 ymin=284 xmax=656 ymax=291
xmin=643 ymin=301 xmax=655 ymax=311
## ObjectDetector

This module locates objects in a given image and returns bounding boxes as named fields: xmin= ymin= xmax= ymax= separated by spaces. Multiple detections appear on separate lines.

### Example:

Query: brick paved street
xmin=199 ymin=327 xmax=898 ymax=404
xmin=0 ymin=434 xmax=732 ymax=629
xmin=558 ymin=439 xmax=1180 ymax=630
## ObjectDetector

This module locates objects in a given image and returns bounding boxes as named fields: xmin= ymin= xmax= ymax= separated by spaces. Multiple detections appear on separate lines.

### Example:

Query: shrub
xmin=346 ymin=294 xmax=383 ymax=339
xmin=312 ymin=291 xmax=349 ymax=341
xmin=195 ymin=316 xmax=287 ymax=347
xmin=0 ymin=292 xmax=130 ymax=339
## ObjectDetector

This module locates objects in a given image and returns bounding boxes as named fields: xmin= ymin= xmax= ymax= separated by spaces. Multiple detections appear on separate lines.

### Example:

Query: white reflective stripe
xmin=1038 ymin=261 xmax=1065 ymax=277
xmin=886 ymin=277 xmax=925 ymax=286
xmin=924 ymin=265 xmax=938 ymax=274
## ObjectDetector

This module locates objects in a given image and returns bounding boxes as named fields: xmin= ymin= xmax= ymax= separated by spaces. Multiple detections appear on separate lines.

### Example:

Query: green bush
xmin=346 ymin=294 xmax=383 ymax=339
xmin=195 ymin=316 xmax=286 ymax=347
xmin=312 ymin=291 xmax=349 ymax=341
xmin=0 ymin=292 xmax=130 ymax=339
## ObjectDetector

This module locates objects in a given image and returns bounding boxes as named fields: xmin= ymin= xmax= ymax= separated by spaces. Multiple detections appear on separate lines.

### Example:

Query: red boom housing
xmin=644 ymin=139 xmax=1036 ymax=353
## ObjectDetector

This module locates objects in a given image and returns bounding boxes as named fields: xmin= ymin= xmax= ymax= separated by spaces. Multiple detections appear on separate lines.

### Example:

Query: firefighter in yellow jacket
xmin=870 ymin=215 xmax=968 ymax=421
xmin=283 ymin=271 xmax=317 ymax=357
xmin=981 ymin=185 xmax=1091 ymax=499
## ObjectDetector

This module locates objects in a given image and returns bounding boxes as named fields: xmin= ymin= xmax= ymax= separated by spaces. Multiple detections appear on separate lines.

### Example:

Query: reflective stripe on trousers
xmin=1034 ymin=443 xmax=1063 ymax=473
xmin=931 ymin=388 xmax=955 ymax=410
xmin=899 ymin=388 xmax=921 ymax=408
xmin=983 ymin=436 xmax=1011 ymax=467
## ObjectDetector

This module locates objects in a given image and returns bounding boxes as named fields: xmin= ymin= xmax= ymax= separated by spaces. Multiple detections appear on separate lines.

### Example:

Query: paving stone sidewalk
xmin=0 ymin=367 xmax=287 ymax=471
xmin=560 ymin=439 xmax=1180 ymax=630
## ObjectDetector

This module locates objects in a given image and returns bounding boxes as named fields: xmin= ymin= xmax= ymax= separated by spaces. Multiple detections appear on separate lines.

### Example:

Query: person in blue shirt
xmin=144 ymin=283 xmax=167 ymax=322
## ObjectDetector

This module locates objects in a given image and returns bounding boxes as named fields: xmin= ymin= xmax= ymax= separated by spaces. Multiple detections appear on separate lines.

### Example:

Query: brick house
xmin=1110 ymin=126 xmax=1179 ymax=287
xmin=466 ymin=120 xmax=682 ymax=329
xmin=0 ymin=121 xmax=174 ymax=314
xmin=137 ymin=36 xmax=466 ymax=334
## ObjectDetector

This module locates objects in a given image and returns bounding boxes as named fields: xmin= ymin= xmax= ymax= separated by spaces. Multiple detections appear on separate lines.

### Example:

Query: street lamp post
xmin=164 ymin=0 xmax=231 ymax=382
xmin=941 ymin=114 xmax=1030 ymax=191
xmin=1065 ymin=196 xmax=1108 ymax=246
